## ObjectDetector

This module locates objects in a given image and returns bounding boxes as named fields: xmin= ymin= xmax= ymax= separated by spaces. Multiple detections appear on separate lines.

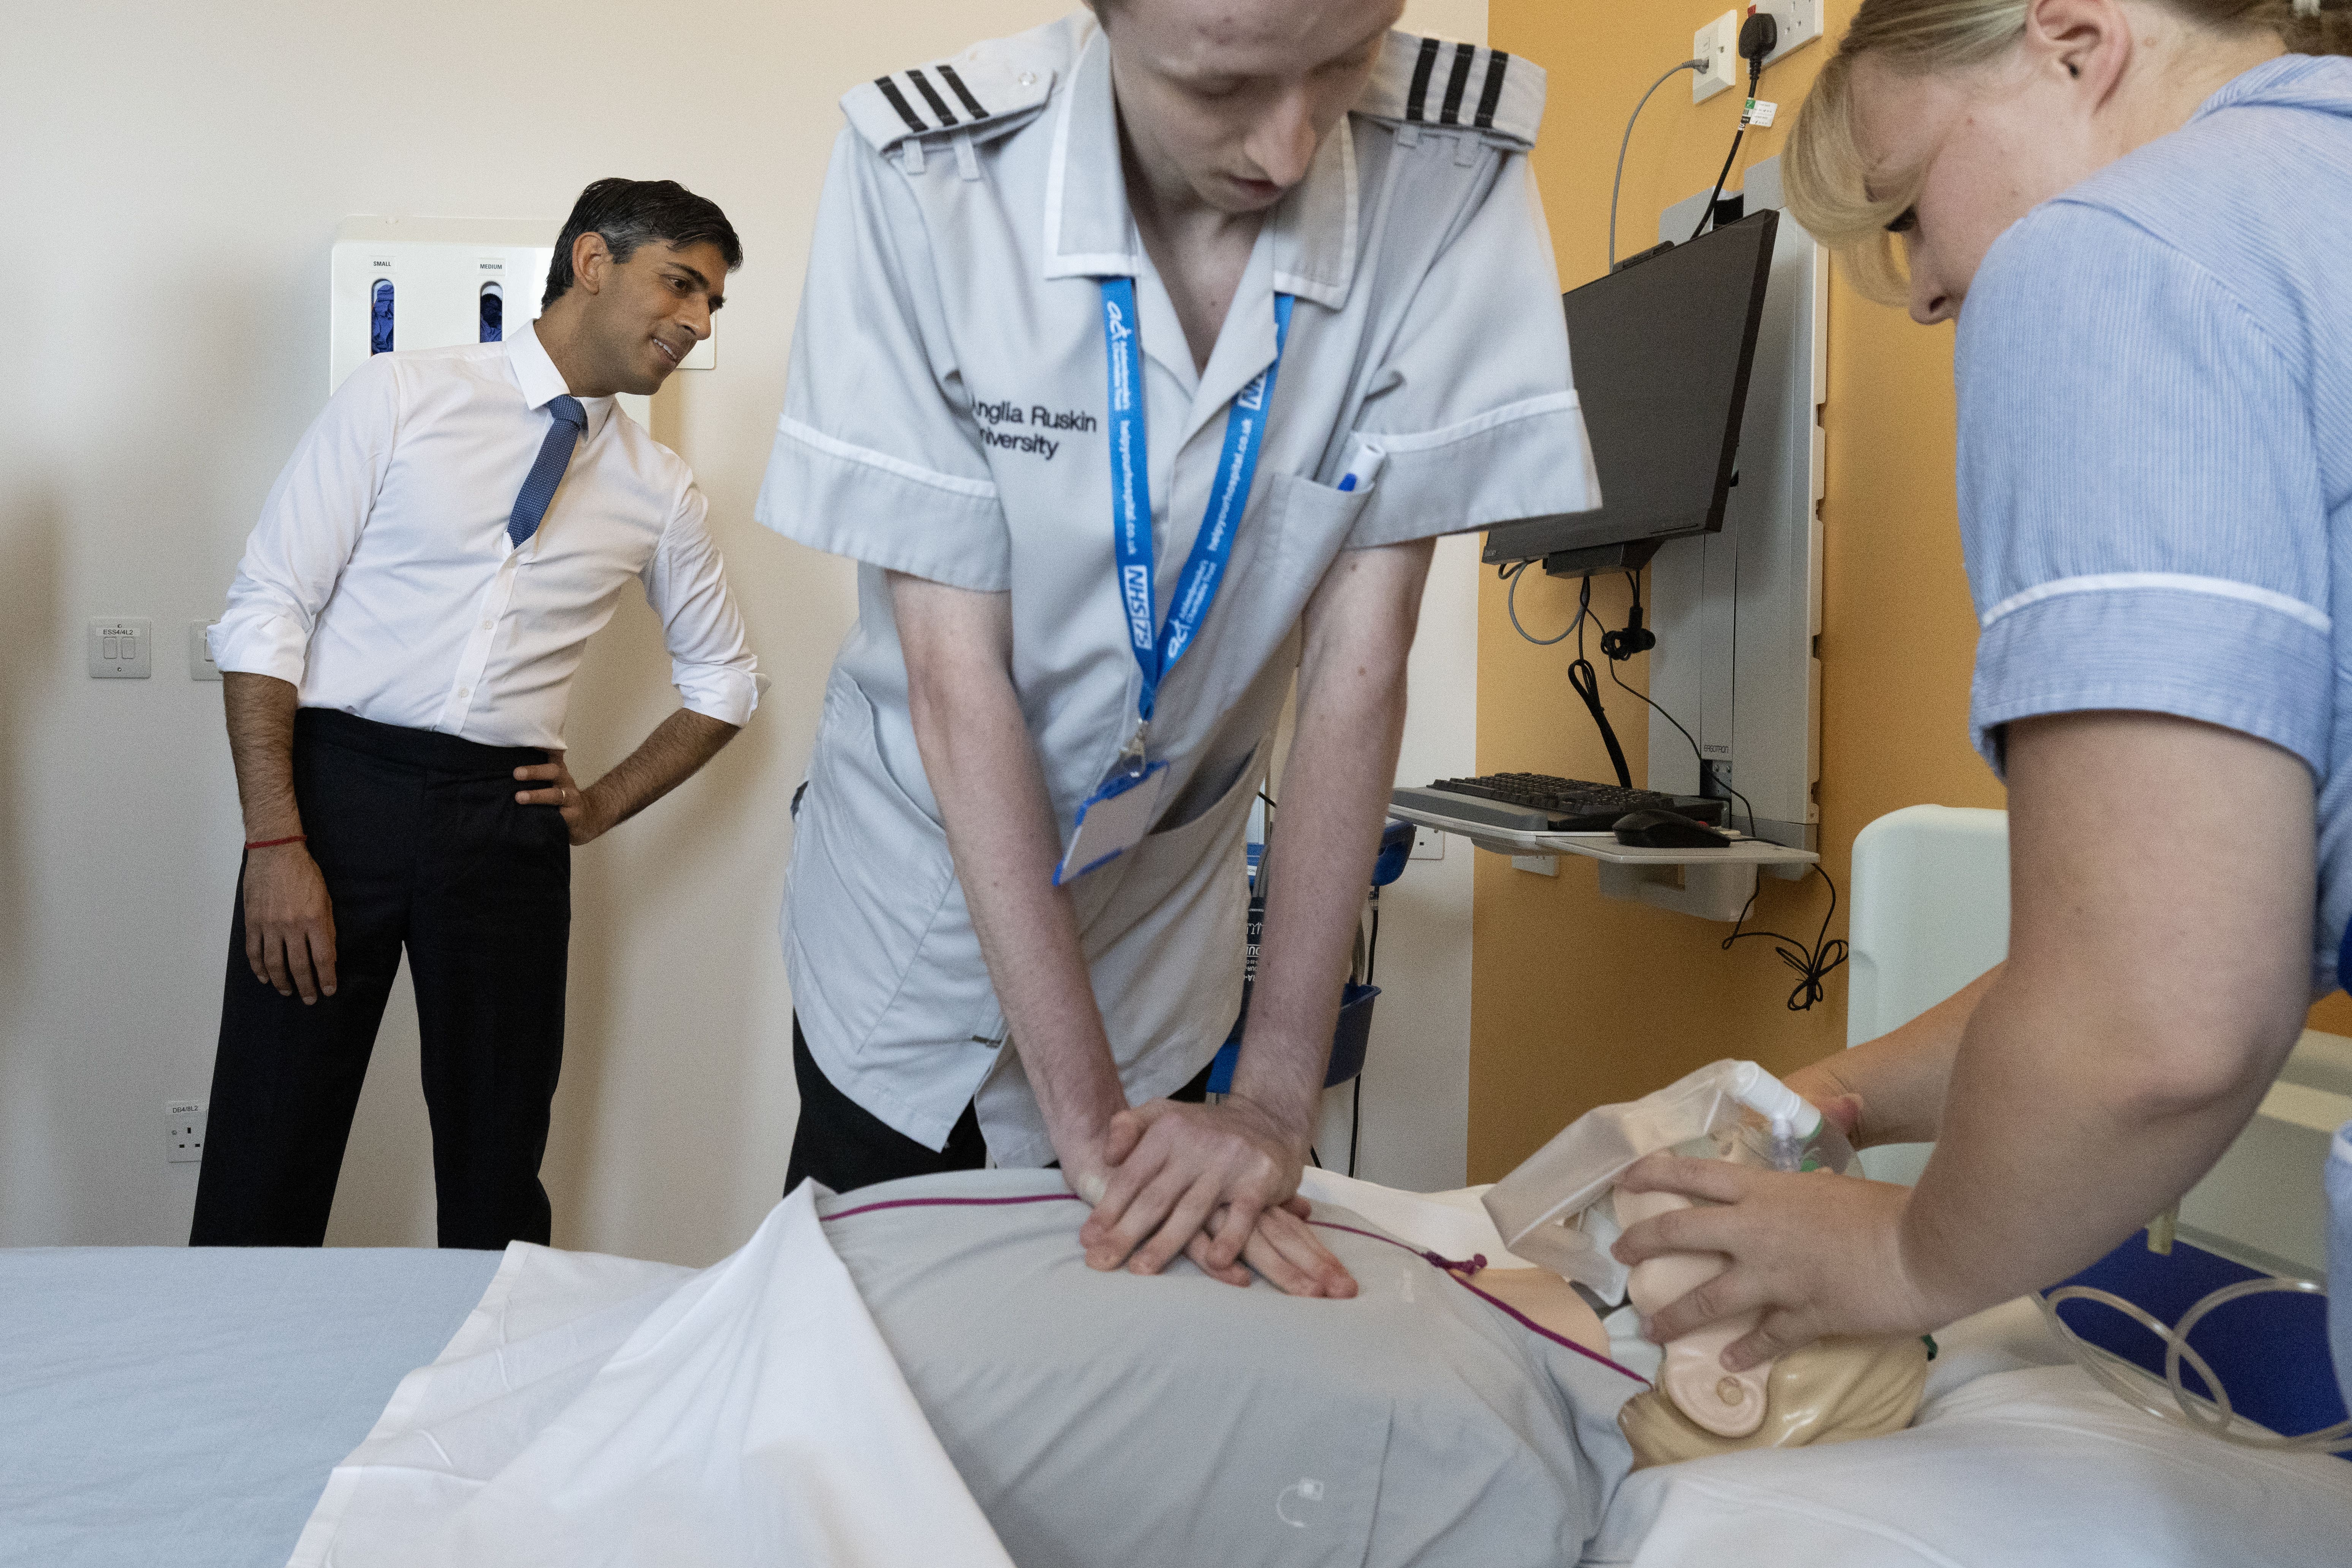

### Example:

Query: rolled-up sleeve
xmin=754 ymin=129 xmax=1009 ymax=591
xmin=1343 ymin=150 xmax=1599 ymax=551
xmin=1957 ymin=201 xmax=2330 ymax=776
xmin=211 ymin=355 xmax=402 ymax=681
xmin=646 ymin=483 xmax=760 ymax=727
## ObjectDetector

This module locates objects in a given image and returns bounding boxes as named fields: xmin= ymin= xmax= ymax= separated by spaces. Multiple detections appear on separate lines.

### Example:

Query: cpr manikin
xmin=1485 ymin=1061 xmax=1931 ymax=1467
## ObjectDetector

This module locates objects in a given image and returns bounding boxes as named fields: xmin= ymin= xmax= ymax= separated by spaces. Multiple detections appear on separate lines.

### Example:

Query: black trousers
xmin=190 ymin=709 xmax=572 ymax=1250
xmin=783 ymin=1015 xmax=1216 ymax=1196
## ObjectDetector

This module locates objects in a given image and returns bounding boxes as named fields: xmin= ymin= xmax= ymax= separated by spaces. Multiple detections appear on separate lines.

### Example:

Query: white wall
xmin=0 ymin=0 xmax=1484 ymax=1262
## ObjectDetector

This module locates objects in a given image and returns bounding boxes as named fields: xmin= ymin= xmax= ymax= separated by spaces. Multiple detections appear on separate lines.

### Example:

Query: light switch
xmin=88 ymin=618 xmax=152 ymax=679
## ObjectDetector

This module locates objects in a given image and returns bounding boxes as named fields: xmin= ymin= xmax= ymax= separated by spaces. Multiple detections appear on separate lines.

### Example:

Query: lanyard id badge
xmin=1051 ymin=279 xmax=1294 ymax=887
xmin=1055 ymin=748 xmax=1169 ymax=887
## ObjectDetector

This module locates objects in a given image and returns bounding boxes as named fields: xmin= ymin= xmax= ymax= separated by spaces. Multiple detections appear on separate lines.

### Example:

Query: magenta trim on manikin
xmin=820 ymin=1192 xmax=1086 ymax=1222
xmin=1303 ymin=1218 xmax=1646 ymax=1384
xmin=819 ymin=1191 xmax=1647 ymax=1384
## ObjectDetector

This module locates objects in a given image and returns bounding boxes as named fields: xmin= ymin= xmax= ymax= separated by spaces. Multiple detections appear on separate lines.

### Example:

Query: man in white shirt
xmin=193 ymin=178 xmax=760 ymax=1250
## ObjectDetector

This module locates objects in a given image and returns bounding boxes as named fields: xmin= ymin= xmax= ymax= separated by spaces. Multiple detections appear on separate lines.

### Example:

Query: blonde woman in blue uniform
xmin=1610 ymin=0 xmax=2352 ymax=1403
xmin=759 ymin=0 xmax=1598 ymax=1291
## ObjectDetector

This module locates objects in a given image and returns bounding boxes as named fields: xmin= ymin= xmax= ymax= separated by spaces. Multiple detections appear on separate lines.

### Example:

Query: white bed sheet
xmin=284 ymin=1169 xmax=2352 ymax=1568
xmin=1586 ymin=1296 xmax=2352 ymax=1566
xmin=0 ymin=1244 xmax=500 ymax=1568
xmin=288 ymin=1184 xmax=1013 ymax=1568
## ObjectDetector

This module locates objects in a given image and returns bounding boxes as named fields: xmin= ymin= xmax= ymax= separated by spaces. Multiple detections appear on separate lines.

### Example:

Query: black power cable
xmin=1603 ymin=570 xmax=1759 ymax=837
xmin=1590 ymin=571 xmax=1834 ymax=1007
xmin=1566 ymin=577 xmax=1633 ymax=788
xmin=1688 ymin=14 xmax=1779 ymax=244
xmin=1723 ymin=865 xmax=1850 ymax=1012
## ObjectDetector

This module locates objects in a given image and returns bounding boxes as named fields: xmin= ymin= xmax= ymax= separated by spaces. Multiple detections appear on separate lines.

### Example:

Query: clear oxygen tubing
xmin=2035 ymin=1276 xmax=2352 ymax=1453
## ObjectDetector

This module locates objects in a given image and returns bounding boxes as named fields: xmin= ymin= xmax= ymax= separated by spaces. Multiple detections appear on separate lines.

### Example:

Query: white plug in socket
xmin=166 ymin=1099 xmax=207 ymax=1163
xmin=1748 ymin=0 xmax=1825 ymax=70
xmin=1693 ymin=11 xmax=1739 ymax=104
xmin=189 ymin=621 xmax=222 ymax=681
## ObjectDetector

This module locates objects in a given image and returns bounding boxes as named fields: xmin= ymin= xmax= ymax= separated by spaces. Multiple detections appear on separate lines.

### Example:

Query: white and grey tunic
xmin=759 ymin=13 xmax=1599 ymax=1160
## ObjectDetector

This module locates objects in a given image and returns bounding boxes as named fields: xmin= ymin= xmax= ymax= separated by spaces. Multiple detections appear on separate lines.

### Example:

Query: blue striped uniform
xmin=1953 ymin=53 xmax=2352 ymax=1403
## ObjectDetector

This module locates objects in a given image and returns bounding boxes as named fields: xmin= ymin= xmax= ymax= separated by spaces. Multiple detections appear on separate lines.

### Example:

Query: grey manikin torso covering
xmin=818 ymin=1170 xmax=1642 ymax=1568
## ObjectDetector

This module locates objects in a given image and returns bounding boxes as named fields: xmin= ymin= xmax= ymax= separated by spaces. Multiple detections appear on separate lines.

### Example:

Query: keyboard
xmin=1392 ymin=773 xmax=1731 ymax=835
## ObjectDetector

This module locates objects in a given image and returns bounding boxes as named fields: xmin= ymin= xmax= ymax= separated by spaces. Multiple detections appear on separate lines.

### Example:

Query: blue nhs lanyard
xmin=1099 ymin=277 xmax=1294 ymax=751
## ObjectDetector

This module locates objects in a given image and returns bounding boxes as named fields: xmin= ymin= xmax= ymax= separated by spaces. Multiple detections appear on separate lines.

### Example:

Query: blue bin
xmin=1204 ymin=982 xmax=1380 ymax=1094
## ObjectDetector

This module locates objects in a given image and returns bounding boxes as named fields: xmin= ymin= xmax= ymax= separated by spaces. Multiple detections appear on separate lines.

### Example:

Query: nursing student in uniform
xmin=1605 ymin=0 xmax=2352 ymax=1403
xmin=196 ymin=179 xmax=761 ymax=1251
xmin=759 ymin=0 xmax=1598 ymax=1290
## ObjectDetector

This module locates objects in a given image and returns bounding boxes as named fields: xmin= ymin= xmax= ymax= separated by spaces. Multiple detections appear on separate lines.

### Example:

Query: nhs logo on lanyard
xmin=1234 ymin=364 xmax=1271 ymax=414
xmin=1121 ymin=564 xmax=1154 ymax=649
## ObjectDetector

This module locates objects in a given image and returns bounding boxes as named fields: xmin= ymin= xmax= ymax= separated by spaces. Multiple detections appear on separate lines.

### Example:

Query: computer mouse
xmin=1612 ymin=809 xmax=1737 ymax=849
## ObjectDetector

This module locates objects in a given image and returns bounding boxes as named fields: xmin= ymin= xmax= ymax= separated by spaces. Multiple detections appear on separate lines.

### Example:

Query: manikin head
xmin=534 ymin=177 xmax=742 ymax=398
xmin=1783 ymin=0 xmax=2345 ymax=323
xmin=1088 ymin=0 xmax=1406 ymax=214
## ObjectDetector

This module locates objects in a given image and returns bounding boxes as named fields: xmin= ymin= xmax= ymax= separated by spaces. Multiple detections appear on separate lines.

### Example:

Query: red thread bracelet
xmin=245 ymin=834 xmax=307 ymax=850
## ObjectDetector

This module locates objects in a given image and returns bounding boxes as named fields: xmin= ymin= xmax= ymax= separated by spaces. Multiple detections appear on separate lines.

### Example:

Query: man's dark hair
xmin=542 ymin=178 xmax=743 ymax=308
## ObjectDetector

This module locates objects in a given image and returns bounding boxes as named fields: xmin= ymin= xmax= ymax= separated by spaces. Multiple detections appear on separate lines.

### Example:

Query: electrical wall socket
xmin=166 ymin=1099 xmax=206 ymax=1163
xmin=1693 ymin=10 xmax=1739 ymax=103
xmin=1408 ymin=824 xmax=1446 ymax=861
xmin=189 ymin=621 xmax=222 ymax=681
xmin=1749 ymin=0 xmax=1824 ymax=70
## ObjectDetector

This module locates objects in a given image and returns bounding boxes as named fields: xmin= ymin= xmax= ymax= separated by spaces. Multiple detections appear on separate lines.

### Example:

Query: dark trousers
xmin=190 ymin=709 xmax=571 ymax=1251
xmin=782 ymin=1015 xmax=1216 ymax=1196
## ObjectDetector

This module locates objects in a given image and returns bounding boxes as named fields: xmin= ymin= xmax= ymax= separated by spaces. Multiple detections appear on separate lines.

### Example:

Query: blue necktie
xmin=508 ymin=395 xmax=587 ymax=549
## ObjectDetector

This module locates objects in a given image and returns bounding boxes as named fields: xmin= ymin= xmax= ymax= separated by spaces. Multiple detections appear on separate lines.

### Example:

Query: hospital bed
xmin=5 ymin=806 xmax=2350 ymax=1566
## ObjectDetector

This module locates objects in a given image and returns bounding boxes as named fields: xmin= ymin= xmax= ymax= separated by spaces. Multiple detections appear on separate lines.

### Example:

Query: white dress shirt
xmin=214 ymin=323 xmax=759 ymax=749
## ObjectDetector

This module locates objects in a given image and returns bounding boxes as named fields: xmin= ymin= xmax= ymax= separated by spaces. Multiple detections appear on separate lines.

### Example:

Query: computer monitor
xmin=1483 ymin=207 xmax=1778 ymax=577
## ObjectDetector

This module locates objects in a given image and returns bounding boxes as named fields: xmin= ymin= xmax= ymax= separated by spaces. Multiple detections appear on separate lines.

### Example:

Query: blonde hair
xmin=1785 ymin=0 xmax=2352 ymax=304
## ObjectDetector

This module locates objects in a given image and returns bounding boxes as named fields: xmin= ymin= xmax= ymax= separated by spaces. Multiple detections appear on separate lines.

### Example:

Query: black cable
xmin=1722 ymin=865 xmax=1850 ymax=1012
xmin=1686 ymin=122 xmax=1749 ymax=244
xmin=1348 ymin=1076 xmax=1363 ymax=1179
xmin=1566 ymin=580 xmax=1633 ymax=787
xmin=1686 ymin=30 xmax=1773 ymax=244
xmin=1365 ymin=897 xmax=1381 ymax=987
xmin=1602 ymin=570 xmax=1759 ymax=836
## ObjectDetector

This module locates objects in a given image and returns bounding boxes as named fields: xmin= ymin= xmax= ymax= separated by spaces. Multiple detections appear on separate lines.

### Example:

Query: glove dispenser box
xmin=329 ymin=217 xmax=711 ymax=430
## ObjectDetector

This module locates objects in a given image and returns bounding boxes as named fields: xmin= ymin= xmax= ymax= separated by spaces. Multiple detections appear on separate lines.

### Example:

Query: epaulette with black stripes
xmin=1356 ymin=33 xmax=1544 ymax=150
xmin=841 ymin=49 xmax=1056 ymax=157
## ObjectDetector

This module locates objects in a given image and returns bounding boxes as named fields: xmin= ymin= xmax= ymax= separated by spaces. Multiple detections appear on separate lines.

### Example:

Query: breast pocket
xmin=1155 ymin=472 xmax=1376 ymax=730
xmin=1259 ymin=469 xmax=1377 ymax=591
